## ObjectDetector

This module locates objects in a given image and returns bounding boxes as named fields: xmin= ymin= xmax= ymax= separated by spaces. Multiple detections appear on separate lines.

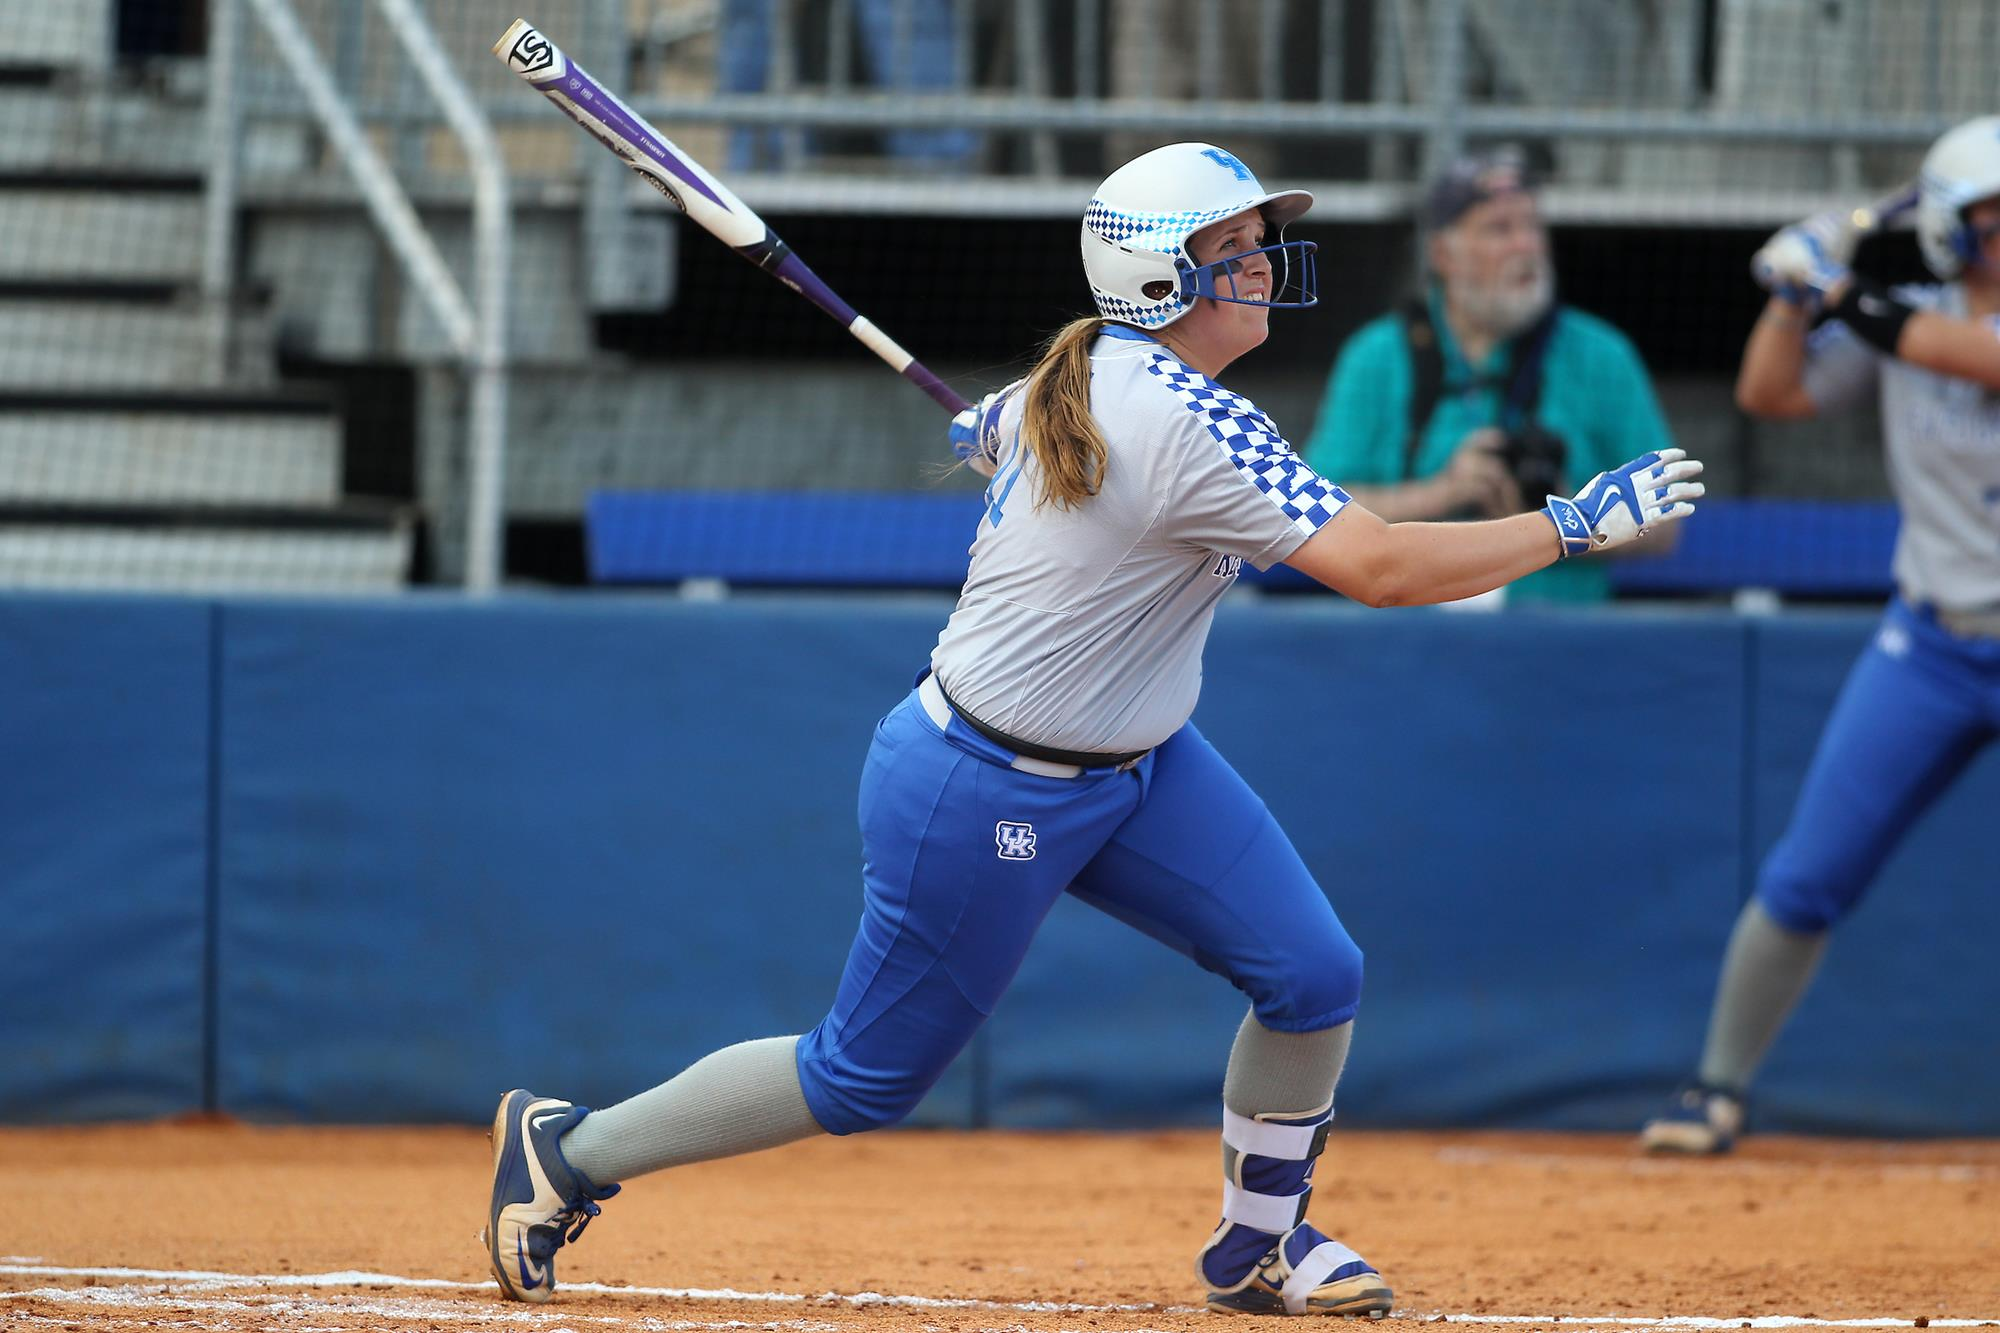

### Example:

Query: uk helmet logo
xmin=1201 ymin=147 xmax=1254 ymax=181
xmin=995 ymin=821 xmax=1037 ymax=860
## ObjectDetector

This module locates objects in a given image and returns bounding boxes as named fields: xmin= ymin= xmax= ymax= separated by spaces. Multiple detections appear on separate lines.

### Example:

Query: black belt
xmin=1918 ymin=601 xmax=2000 ymax=641
xmin=930 ymin=673 xmax=1151 ymax=769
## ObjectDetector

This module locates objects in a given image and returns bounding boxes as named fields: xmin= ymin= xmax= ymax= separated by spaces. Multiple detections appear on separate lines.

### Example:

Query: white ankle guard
xmin=1218 ymin=1104 xmax=1333 ymax=1235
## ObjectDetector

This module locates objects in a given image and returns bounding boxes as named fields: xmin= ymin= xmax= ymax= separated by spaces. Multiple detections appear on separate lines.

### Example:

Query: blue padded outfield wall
xmin=0 ymin=597 xmax=213 ymax=1121
xmin=2 ymin=593 xmax=1996 ymax=1133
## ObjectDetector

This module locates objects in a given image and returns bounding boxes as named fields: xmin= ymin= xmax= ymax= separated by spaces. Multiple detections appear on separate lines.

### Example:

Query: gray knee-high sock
xmin=1696 ymin=900 xmax=1830 ymax=1093
xmin=1221 ymin=1010 xmax=1352 ymax=1177
xmin=559 ymin=1035 xmax=825 ymax=1185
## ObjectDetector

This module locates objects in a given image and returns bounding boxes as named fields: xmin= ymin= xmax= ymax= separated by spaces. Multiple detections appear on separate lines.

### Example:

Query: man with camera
xmin=1302 ymin=148 xmax=1676 ymax=604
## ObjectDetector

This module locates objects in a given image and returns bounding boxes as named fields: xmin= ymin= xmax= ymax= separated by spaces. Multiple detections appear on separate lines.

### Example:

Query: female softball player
xmin=483 ymin=142 xmax=1703 ymax=1312
xmin=1642 ymin=116 xmax=2000 ymax=1155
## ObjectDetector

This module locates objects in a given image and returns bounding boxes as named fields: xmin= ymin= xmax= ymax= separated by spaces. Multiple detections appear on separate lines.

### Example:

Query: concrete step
xmin=0 ymin=84 xmax=309 ymax=174
xmin=0 ymin=502 xmax=413 ymax=593
xmin=0 ymin=176 xmax=206 ymax=281
xmin=0 ymin=286 xmax=272 ymax=388
xmin=0 ymin=85 xmax=203 ymax=172
xmin=0 ymin=390 xmax=341 ymax=505
xmin=0 ymin=8 xmax=112 ymax=75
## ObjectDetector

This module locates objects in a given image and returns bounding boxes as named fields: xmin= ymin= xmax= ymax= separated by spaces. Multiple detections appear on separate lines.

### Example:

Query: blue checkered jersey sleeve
xmin=1142 ymin=352 xmax=1352 ymax=568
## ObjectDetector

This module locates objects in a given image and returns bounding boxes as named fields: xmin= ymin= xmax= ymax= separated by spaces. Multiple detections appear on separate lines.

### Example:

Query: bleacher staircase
xmin=0 ymin=62 xmax=411 ymax=593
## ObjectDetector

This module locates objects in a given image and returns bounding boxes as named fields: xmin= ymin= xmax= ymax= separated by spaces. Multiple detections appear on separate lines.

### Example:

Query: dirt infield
xmin=3 ymin=1123 xmax=1996 ymax=1333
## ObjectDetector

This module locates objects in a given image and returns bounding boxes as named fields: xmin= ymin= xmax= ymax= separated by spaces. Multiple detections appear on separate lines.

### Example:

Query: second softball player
xmin=1643 ymin=116 xmax=2000 ymax=1154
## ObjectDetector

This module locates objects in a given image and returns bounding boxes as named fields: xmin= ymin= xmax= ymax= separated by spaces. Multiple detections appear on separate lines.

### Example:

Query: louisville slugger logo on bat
xmin=502 ymin=25 xmax=559 ymax=77
xmin=491 ymin=18 xmax=967 ymax=414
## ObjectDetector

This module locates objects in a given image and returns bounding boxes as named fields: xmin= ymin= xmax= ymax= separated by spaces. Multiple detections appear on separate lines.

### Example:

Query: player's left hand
xmin=1542 ymin=448 xmax=1705 ymax=558
xmin=1751 ymin=211 xmax=1856 ymax=310
xmin=949 ymin=377 xmax=1026 ymax=474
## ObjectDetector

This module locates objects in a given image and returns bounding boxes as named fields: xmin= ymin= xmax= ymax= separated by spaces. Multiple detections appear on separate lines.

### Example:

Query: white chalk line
xmin=0 ymin=1265 xmax=1186 ymax=1316
xmin=1416 ymin=1312 xmax=1992 ymax=1320
xmin=1 ymin=1263 xmax=1994 ymax=1330
xmin=0 ymin=1284 xmax=844 ymax=1331
xmin=1434 ymin=1147 xmax=1993 ymax=1182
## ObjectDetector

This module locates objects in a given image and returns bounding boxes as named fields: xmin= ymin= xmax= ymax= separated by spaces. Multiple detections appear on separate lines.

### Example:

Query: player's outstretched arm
xmin=1286 ymin=450 xmax=1703 ymax=607
xmin=1289 ymin=507 xmax=1555 ymax=607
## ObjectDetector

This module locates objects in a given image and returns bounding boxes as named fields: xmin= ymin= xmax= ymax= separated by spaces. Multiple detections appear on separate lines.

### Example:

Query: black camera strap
xmin=1399 ymin=296 xmax=1560 ymax=479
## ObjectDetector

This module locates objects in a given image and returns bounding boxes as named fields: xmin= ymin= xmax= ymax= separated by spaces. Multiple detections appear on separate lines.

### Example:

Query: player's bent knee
xmin=795 ymin=1052 xmax=935 ymax=1136
xmin=1755 ymin=881 xmax=1845 ymax=934
xmin=801 ymin=1085 xmax=921 ymax=1136
xmin=1255 ymin=933 xmax=1364 ymax=1031
xmin=1758 ymin=843 xmax=1868 ymax=934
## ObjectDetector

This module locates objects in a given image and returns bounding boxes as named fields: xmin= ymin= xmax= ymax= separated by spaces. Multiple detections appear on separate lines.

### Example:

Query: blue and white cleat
xmin=1203 ymin=1222 xmax=1393 ymax=1317
xmin=482 ymin=1089 xmax=619 ymax=1303
xmin=1639 ymin=1083 xmax=1746 ymax=1156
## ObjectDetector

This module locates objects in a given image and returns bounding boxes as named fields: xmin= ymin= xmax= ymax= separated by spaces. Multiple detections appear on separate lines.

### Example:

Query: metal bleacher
xmin=0 ymin=8 xmax=410 ymax=594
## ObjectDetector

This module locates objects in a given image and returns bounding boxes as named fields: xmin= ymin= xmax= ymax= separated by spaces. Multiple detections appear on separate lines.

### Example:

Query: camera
xmin=1499 ymin=423 xmax=1569 ymax=504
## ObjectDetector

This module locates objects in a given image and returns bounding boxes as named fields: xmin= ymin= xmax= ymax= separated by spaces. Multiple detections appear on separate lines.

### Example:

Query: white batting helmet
xmin=1917 ymin=115 xmax=2000 ymax=279
xmin=1081 ymin=143 xmax=1315 ymax=329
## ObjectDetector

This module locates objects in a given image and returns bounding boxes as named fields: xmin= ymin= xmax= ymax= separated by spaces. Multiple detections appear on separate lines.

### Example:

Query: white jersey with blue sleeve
xmin=930 ymin=326 xmax=1351 ymax=755
xmin=1804 ymin=282 xmax=2000 ymax=610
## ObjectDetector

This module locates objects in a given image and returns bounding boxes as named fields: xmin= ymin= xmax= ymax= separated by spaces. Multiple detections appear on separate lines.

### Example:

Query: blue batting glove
xmin=1751 ymin=212 xmax=1855 ymax=312
xmin=1542 ymin=448 xmax=1705 ymax=558
xmin=949 ymin=377 xmax=1025 ymax=471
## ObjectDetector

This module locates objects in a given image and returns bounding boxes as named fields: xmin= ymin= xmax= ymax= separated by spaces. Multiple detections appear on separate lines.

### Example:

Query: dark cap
xmin=1423 ymin=146 xmax=1536 ymax=230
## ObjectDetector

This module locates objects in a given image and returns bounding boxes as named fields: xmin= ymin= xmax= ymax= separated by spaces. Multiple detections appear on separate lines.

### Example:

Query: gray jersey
xmin=1803 ymin=282 xmax=2000 ymax=610
xmin=931 ymin=327 xmax=1351 ymax=755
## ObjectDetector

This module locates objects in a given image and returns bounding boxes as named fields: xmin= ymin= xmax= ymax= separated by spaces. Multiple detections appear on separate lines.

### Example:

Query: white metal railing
xmin=374 ymin=0 xmax=511 ymax=596
xmin=207 ymin=0 xmax=513 ymax=593
xmin=201 ymin=0 xmax=245 ymax=384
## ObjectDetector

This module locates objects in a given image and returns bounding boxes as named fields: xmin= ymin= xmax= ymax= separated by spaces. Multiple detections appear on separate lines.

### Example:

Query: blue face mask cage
xmin=1179 ymin=238 xmax=1319 ymax=310
xmin=1955 ymin=215 xmax=2000 ymax=266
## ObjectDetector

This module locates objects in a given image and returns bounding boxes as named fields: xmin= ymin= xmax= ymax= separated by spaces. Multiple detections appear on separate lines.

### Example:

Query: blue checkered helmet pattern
xmin=1082 ymin=143 xmax=1313 ymax=329
xmin=1917 ymin=116 xmax=2000 ymax=278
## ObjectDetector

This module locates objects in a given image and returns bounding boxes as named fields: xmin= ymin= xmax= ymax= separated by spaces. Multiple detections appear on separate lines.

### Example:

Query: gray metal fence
xmin=221 ymin=0 xmax=1993 ymax=221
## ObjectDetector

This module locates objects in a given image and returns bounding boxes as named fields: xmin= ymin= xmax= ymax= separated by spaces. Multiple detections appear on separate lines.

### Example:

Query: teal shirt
xmin=1301 ymin=289 xmax=1674 ymax=603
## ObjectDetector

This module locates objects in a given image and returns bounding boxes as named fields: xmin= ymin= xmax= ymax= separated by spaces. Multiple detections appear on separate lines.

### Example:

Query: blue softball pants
xmin=796 ymin=678 xmax=1364 ymax=1135
xmin=1757 ymin=598 xmax=2000 ymax=934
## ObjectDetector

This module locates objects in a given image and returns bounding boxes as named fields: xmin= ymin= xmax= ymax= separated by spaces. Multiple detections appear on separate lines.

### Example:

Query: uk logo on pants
xmin=995 ymin=821 xmax=1037 ymax=860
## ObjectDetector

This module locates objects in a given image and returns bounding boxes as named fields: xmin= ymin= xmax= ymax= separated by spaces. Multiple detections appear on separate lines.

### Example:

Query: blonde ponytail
xmin=1018 ymin=316 xmax=1110 ymax=510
